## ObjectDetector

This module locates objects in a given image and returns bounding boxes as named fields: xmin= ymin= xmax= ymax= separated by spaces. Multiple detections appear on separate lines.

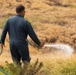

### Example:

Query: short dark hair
xmin=16 ymin=5 xmax=25 ymax=13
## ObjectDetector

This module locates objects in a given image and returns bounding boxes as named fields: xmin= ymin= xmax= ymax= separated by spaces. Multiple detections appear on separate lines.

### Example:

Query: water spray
xmin=44 ymin=44 xmax=74 ymax=56
xmin=28 ymin=40 xmax=74 ymax=56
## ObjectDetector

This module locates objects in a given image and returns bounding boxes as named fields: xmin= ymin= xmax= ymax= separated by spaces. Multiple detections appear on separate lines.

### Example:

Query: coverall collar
xmin=16 ymin=14 xmax=24 ymax=18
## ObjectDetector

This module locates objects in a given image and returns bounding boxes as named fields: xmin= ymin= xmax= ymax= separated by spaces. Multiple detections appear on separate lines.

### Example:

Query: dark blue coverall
xmin=1 ymin=15 xmax=41 ymax=63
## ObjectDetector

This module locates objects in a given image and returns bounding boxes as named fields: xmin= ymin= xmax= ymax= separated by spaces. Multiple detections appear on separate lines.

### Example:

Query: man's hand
xmin=0 ymin=44 xmax=3 ymax=49
xmin=39 ymin=43 xmax=44 ymax=49
xmin=0 ymin=44 xmax=3 ymax=55
xmin=40 ymin=44 xmax=43 ymax=47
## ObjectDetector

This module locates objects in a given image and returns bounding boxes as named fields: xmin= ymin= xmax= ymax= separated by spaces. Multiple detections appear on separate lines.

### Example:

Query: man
xmin=0 ymin=5 xmax=42 ymax=64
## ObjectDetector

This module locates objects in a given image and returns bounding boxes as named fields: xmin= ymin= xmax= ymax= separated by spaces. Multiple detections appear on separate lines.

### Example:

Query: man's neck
xmin=17 ymin=13 xmax=24 ymax=18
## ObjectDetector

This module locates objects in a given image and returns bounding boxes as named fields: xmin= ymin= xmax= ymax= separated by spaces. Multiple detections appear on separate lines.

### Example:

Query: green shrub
xmin=2 ymin=59 xmax=43 ymax=75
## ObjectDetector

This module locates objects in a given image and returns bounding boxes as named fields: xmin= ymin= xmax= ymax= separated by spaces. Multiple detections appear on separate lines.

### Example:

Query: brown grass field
xmin=0 ymin=0 xmax=76 ymax=75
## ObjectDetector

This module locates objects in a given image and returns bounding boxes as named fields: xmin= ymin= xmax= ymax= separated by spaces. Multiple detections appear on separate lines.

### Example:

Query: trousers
xmin=9 ymin=40 xmax=31 ymax=64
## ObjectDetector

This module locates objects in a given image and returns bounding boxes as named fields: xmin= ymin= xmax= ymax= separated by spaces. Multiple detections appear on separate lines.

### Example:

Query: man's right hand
xmin=40 ymin=44 xmax=43 ymax=47
xmin=39 ymin=43 xmax=44 ymax=49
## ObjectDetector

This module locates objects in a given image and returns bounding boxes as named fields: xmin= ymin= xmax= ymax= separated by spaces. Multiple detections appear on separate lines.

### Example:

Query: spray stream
xmin=44 ymin=44 xmax=74 ymax=56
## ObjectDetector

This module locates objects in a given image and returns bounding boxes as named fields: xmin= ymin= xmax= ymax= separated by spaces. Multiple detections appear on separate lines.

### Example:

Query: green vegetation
xmin=0 ymin=72 xmax=5 ymax=75
xmin=0 ymin=58 xmax=76 ymax=75
xmin=1 ymin=59 xmax=43 ymax=75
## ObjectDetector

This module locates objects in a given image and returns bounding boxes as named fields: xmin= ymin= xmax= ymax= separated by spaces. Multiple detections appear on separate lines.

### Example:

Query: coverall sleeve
xmin=1 ymin=20 xmax=9 ymax=45
xmin=26 ymin=21 xmax=41 ymax=46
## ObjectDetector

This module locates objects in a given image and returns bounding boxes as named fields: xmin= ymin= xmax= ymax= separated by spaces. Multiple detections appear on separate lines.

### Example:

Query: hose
xmin=0 ymin=68 xmax=10 ymax=75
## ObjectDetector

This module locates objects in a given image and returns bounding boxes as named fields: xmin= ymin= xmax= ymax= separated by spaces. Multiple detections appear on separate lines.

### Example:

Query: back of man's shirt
xmin=1 ymin=15 xmax=41 ymax=45
xmin=8 ymin=15 xmax=27 ymax=41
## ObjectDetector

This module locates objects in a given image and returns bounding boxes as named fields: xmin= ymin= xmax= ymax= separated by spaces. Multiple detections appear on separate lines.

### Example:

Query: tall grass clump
xmin=40 ymin=56 xmax=76 ymax=75
xmin=2 ymin=59 xmax=43 ymax=75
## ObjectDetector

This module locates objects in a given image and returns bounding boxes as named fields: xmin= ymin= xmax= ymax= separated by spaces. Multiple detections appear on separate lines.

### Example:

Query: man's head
xmin=16 ymin=5 xmax=25 ymax=17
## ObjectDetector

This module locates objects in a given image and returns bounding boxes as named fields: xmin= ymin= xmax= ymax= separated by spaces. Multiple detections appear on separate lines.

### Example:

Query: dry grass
xmin=0 ymin=0 xmax=76 ymax=61
xmin=0 ymin=0 xmax=76 ymax=74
